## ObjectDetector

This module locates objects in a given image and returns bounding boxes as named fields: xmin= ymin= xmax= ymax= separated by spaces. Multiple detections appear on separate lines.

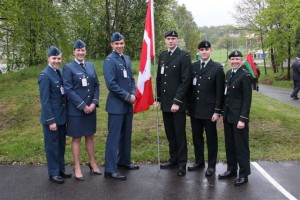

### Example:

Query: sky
xmin=176 ymin=0 xmax=236 ymax=27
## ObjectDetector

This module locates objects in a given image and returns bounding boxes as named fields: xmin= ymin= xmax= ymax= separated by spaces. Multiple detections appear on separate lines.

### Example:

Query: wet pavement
xmin=0 ymin=85 xmax=299 ymax=200
xmin=0 ymin=161 xmax=299 ymax=200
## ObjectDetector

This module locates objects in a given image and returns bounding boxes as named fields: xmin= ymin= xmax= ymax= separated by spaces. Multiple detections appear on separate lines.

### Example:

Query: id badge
xmin=224 ymin=86 xmax=227 ymax=95
xmin=123 ymin=69 xmax=128 ymax=78
xmin=82 ymin=77 xmax=87 ymax=87
xmin=193 ymin=77 xmax=197 ymax=85
xmin=60 ymin=86 xmax=65 ymax=95
xmin=160 ymin=66 xmax=165 ymax=74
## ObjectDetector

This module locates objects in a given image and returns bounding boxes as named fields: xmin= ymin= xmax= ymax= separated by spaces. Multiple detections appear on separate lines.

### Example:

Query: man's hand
xmin=49 ymin=123 xmax=57 ymax=132
xmin=130 ymin=95 xmax=136 ymax=104
xmin=170 ymin=104 xmax=179 ymax=112
xmin=237 ymin=121 xmax=245 ymax=129
xmin=153 ymin=101 xmax=160 ymax=110
xmin=211 ymin=113 xmax=220 ymax=122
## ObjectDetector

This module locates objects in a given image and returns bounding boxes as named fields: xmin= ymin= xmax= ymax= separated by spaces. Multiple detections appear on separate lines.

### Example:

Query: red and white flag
xmin=134 ymin=0 xmax=154 ymax=113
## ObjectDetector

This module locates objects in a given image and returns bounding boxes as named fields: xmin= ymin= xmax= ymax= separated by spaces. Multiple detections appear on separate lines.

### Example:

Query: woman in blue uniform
xmin=63 ymin=39 xmax=101 ymax=181
xmin=38 ymin=46 xmax=71 ymax=184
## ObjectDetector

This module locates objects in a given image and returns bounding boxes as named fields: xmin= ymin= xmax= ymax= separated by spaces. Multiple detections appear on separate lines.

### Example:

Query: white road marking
xmin=251 ymin=162 xmax=298 ymax=200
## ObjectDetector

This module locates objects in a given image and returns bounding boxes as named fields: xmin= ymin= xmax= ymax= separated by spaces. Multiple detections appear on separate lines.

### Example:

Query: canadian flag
xmin=134 ymin=0 xmax=154 ymax=113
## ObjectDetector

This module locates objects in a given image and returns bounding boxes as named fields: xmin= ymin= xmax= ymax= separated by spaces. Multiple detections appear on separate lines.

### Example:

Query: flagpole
xmin=150 ymin=0 xmax=160 ymax=171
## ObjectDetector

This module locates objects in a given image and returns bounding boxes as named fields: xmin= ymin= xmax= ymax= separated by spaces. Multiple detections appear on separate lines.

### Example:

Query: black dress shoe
xmin=205 ymin=168 xmax=215 ymax=176
xmin=177 ymin=166 xmax=186 ymax=177
xmin=234 ymin=176 xmax=248 ymax=186
xmin=117 ymin=164 xmax=139 ymax=170
xmin=60 ymin=171 xmax=72 ymax=178
xmin=49 ymin=176 xmax=64 ymax=184
xmin=187 ymin=163 xmax=205 ymax=171
xmin=218 ymin=171 xmax=237 ymax=179
xmin=88 ymin=163 xmax=102 ymax=175
xmin=160 ymin=162 xmax=177 ymax=169
xmin=104 ymin=172 xmax=126 ymax=180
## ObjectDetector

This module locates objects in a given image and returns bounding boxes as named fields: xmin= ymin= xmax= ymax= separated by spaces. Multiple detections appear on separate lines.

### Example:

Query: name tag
xmin=123 ymin=69 xmax=128 ymax=78
xmin=82 ymin=77 xmax=87 ymax=87
xmin=60 ymin=86 xmax=65 ymax=95
xmin=193 ymin=77 xmax=197 ymax=85
xmin=160 ymin=66 xmax=165 ymax=74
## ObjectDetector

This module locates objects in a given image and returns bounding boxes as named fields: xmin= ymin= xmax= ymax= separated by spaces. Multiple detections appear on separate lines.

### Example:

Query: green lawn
xmin=0 ymin=60 xmax=299 ymax=165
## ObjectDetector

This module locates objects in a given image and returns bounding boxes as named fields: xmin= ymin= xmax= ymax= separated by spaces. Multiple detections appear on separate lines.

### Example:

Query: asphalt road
xmin=0 ymin=161 xmax=299 ymax=200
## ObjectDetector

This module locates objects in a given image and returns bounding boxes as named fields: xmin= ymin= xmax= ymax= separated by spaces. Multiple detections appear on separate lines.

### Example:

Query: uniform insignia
xmin=234 ymin=51 xmax=238 ymax=55
xmin=205 ymin=42 xmax=208 ymax=47
xmin=172 ymin=31 xmax=175 ymax=36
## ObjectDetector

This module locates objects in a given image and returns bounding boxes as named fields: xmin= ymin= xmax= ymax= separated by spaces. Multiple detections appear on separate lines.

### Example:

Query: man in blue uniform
xmin=187 ymin=41 xmax=225 ymax=176
xmin=38 ymin=46 xmax=71 ymax=184
xmin=218 ymin=50 xmax=252 ymax=186
xmin=154 ymin=30 xmax=191 ymax=177
xmin=103 ymin=32 xmax=139 ymax=180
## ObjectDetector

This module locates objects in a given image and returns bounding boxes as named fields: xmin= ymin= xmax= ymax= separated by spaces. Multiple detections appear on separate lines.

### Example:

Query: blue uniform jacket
xmin=63 ymin=60 xmax=100 ymax=116
xmin=38 ymin=66 xmax=66 ymax=125
xmin=103 ymin=51 xmax=136 ymax=114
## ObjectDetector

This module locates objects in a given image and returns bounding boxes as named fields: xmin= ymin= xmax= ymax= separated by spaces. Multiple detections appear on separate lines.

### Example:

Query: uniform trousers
xmin=105 ymin=113 xmax=133 ymax=173
xmin=43 ymin=124 xmax=66 ymax=176
xmin=190 ymin=117 xmax=218 ymax=168
xmin=224 ymin=120 xmax=251 ymax=177
xmin=162 ymin=112 xmax=187 ymax=167
xmin=291 ymin=80 xmax=300 ymax=97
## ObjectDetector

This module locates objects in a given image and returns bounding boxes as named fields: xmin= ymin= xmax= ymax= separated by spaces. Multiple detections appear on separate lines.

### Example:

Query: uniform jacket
xmin=292 ymin=59 xmax=300 ymax=81
xmin=188 ymin=59 xmax=225 ymax=119
xmin=222 ymin=67 xmax=252 ymax=123
xmin=156 ymin=47 xmax=191 ymax=112
xmin=103 ymin=51 xmax=136 ymax=114
xmin=38 ymin=66 xmax=66 ymax=125
xmin=63 ymin=60 xmax=99 ymax=116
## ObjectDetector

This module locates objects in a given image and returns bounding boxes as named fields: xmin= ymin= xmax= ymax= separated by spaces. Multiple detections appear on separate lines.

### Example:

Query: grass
xmin=0 ymin=59 xmax=299 ymax=165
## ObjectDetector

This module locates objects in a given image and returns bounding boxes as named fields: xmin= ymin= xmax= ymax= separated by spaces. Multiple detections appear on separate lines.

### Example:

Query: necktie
xmin=120 ymin=55 xmax=126 ymax=63
xmin=56 ymin=69 xmax=62 ymax=79
xmin=79 ymin=63 xmax=85 ymax=70
xmin=56 ymin=69 xmax=63 ymax=86
xmin=201 ymin=62 xmax=205 ymax=70
xmin=168 ymin=51 xmax=172 ymax=57
xmin=229 ymin=71 xmax=235 ymax=84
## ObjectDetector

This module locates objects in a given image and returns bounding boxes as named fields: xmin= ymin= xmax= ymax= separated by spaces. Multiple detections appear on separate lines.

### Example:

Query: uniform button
xmin=164 ymin=82 xmax=166 ymax=84
xmin=197 ymin=91 xmax=199 ymax=93
xmin=174 ymin=65 xmax=176 ymax=67
xmin=166 ymin=66 xmax=168 ymax=68
xmin=165 ymin=74 xmax=167 ymax=76
xmin=163 ymin=90 xmax=166 ymax=92
xmin=197 ymin=97 xmax=199 ymax=100
xmin=88 ymin=89 xmax=90 ymax=91
xmin=88 ymin=96 xmax=90 ymax=98
xmin=200 ymin=77 xmax=202 ymax=79
xmin=198 ymin=84 xmax=200 ymax=86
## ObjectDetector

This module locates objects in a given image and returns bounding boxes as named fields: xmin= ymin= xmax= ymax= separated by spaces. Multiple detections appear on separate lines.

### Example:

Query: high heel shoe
xmin=73 ymin=168 xmax=85 ymax=181
xmin=88 ymin=163 xmax=102 ymax=175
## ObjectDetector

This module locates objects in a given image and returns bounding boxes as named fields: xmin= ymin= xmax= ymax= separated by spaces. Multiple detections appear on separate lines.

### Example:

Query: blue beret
xmin=164 ymin=30 xmax=178 ymax=38
xmin=229 ymin=50 xmax=243 ymax=59
xmin=73 ymin=39 xmax=86 ymax=49
xmin=47 ymin=46 xmax=61 ymax=56
xmin=111 ymin=32 xmax=124 ymax=42
xmin=198 ymin=40 xmax=211 ymax=49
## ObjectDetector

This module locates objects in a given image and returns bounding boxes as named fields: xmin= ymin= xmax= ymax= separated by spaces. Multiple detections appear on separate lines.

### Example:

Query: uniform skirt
xmin=67 ymin=112 xmax=96 ymax=137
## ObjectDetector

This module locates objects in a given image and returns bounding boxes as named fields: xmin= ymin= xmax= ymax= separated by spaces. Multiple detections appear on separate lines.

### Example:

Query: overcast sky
xmin=176 ymin=0 xmax=236 ymax=27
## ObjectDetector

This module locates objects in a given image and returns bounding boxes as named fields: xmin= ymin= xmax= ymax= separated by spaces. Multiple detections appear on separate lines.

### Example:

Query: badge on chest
xmin=82 ymin=75 xmax=87 ymax=87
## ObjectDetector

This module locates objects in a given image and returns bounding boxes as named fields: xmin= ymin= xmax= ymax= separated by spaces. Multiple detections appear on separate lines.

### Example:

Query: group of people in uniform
xmin=154 ymin=30 xmax=252 ymax=186
xmin=38 ymin=30 xmax=252 ymax=186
